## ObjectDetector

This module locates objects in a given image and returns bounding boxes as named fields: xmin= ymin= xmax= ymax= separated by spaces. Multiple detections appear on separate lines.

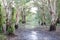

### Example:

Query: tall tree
xmin=48 ymin=0 xmax=57 ymax=31
xmin=2 ymin=0 xmax=15 ymax=34
xmin=15 ymin=7 xmax=20 ymax=29
xmin=2 ymin=0 xmax=11 ymax=33
xmin=33 ymin=0 xmax=46 ymax=25
xmin=41 ymin=0 xmax=46 ymax=25
xmin=21 ymin=7 xmax=26 ymax=23
xmin=19 ymin=0 xmax=30 ymax=23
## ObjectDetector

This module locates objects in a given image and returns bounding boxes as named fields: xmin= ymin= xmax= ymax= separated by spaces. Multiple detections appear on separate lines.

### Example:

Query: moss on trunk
xmin=0 ymin=4 xmax=4 ymax=33
xmin=6 ymin=7 xmax=15 ymax=34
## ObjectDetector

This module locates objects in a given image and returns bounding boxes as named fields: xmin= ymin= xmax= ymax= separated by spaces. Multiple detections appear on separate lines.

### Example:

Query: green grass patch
xmin=0 ymin=34 xmax=7 ymax=40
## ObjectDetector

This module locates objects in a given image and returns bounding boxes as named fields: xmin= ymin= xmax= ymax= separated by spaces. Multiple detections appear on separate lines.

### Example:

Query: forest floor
xmin=7 ymin=23 xmax=60 ymax=40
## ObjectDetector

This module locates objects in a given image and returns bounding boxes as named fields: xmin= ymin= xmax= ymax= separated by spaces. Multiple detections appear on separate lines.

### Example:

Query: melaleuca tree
xmin=14 ymin=0 xmax=31 ymax=24
xmin=2 ymin=0 xmax=15 ymax=34
xmin=48 ymin=0 xmax=57 ymax=31
xmin=7 ymin=7 xmax=15 ymax=34
xmin=7 ymin=1 xmax=15 ymax=34
xmin=40 ymin=0 xmax=46 ymax=25
xmin=2 ymin=0 xmax=10 ymax=34
xmin=19 ymin=0 xmax=30 ymax=23
xmin=15 ymin=8 xmax=20 ymax=29
xmin=21 ymin=7 xmax=26 ymax=23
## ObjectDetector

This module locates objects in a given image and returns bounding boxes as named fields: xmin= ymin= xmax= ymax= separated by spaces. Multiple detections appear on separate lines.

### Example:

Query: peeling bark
xmin=2 ymin=0 xmax=15 ymax=34
xmin=15 ymin=9 xmax=20 ymax=29
xmin=48 ymin=0 xmax=57 ymax=31
xmin=2 ymin=0 xmax=11 ymax=31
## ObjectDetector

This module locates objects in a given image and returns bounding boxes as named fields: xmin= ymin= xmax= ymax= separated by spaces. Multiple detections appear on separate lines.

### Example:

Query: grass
xmin=0 ymin=34 xmax=7 ymax=40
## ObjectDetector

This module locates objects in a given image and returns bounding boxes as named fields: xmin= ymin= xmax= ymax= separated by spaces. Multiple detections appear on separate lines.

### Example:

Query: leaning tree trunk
xmin=48 ymin=0 xmax=57 ymax=31
xmin=15 ymin=8 xmax=20 ymax=29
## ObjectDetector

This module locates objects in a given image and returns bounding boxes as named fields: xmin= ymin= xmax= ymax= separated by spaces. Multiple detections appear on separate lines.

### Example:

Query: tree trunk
xmin=22 ymin=7 xmax=26 ymax=23
xmin=41 ymin=0 xmax=46 ymax=25
xmin=22 ymin=15 xmax=26 ymax=23
xmin=2 ymin=0 xmax=15 ymax=34
xmin=2 ymin=0 xmax=11 ymax=32
xmin=48 ymin=0 xmax=57 ymax=31
xmin=15 ymin=9 xmax=20 ymax=29
xmin=50 ymin=8 xmax=57 ymax=31
xmin=50 ymin=23 xmax=56 ymax=31
xmin=49 ymin=11 xmax=57 ymax=31
xmin=41 ymin=7 xmax=46 ymax=25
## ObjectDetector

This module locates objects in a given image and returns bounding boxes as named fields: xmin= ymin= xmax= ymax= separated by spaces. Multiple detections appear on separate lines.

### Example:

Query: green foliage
xmin=0 ymin=26 xmax=3 ymax=33
xmin=11 ymin=7 xmax=16 ymax=23
xmin=57 ymin=0 xmax=60 ymax=18
xmin=0 ymin=4 xmax=3 ymax=33
xmin=1 ymin=0 xmax=60 ymax=30
xmin=7 ymin=24 xmax=15 ymax=34
xmin=20 ymin=0 xmax=30 ymax=5
xmin=9 ymin=7 xmax=15 ymax=33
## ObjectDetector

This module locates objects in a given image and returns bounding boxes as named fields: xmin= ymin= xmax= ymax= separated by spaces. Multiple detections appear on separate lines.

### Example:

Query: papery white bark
xmin=16 ymin=8 xmax=20 ymax=25
xmin=48 ymin=0 xmax=57 ymax=31
xmin=2 ymin=0 xmax=11 ymax=25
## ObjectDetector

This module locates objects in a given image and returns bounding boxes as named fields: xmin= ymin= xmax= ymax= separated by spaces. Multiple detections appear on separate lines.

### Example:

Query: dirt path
xmin=7 ymin=24 xmax=60 ymax=40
